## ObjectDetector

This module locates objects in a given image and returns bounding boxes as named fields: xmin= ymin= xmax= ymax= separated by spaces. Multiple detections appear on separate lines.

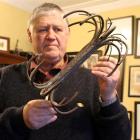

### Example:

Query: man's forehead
xmin=35 ymin=14 xmax=68 ymax=26
xmin=29 ymin=10 xmax=69 ymax=30
xmin=37 ymin=10 xmax=64 ymax=18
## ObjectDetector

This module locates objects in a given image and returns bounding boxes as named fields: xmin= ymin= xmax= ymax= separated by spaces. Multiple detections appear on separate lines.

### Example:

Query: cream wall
xmin=0 ymin=2 xmax=32 ymax=52
xmin=67 ymin=5 xmax=140 ymax=140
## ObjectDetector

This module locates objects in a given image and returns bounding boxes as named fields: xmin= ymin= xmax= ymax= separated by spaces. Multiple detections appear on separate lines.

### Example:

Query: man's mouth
xmin=46 ymin=44 xmax=58 ymax=47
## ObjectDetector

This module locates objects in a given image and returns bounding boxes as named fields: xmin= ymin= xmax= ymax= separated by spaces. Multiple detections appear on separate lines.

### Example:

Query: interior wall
xmin=67 ymin=5 xmax=140 ymax=140
xmin=0 ymin=2 xmax=32 ymax=52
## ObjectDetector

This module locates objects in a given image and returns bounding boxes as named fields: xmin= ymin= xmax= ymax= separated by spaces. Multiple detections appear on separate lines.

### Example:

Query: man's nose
xmin=46 ymin=29 xmax=56 ymax=40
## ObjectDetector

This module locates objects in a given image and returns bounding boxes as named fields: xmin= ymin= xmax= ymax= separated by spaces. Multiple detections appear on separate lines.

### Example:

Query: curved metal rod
xmin=26 ymin=10 xmax=128 ymax=115
xmin=99 ymin=39 xmax=127 ymax=76
xmin=80 ymin=14 xmax=104 ymax=40
xmin=100 ymin=42 xmax=122 ymax=76
xmin=49 ymin=91 xmax=79 ymax=107
xmin=64 ymin=10 xmax=104 ymax=41
xmin=67 ymin=14 xmax=102 ymax=42
xmin=63 ymin=10 xmax=92 ymax=18
xmin=28 ymin=14 xmax=102 ymax=89
xmin=26 ymin=54 xmax=42 ymax=81
xmin=53 ymin=105 xmax=79 ymax=115
xmin=101 ymin=38 xmax=128 ymax=59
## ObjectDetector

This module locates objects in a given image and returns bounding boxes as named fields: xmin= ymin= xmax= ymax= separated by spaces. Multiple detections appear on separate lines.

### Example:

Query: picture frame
xmin=0 ymin=36 xmax=10 ymax=51
xmin=67 ymin=51 xmax=78 ymax=62
xmin=67 ymin=50 xmax=102 ymax=65
xmin=106 ymin=16 xmax=134 ymax=55
xmin=134 ymin=102 xmax=140 ymax=140
xmin=82 ymin=50 xmax=102 ymax=69
xmin=116 ymin=60 xmax=125 ymax=102
xmin=135 ymin=18 xmax=140 ymax=58
xmin=128 ymin=66 xmax=140 ymax=97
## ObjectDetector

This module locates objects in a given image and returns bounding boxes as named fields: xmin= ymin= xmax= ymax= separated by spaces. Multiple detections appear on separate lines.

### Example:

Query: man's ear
xmin=27 ymin=28 xmax=32 ymax=43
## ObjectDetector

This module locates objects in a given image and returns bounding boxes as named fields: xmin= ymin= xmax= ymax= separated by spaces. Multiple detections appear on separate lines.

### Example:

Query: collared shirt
xmin=30 ymin=55 xmax=68 ymax=83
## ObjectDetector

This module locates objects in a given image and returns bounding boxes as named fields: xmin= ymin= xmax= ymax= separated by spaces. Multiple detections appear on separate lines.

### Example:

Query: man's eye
xmin=54 ymin=28 xmax=62 ymax=32
xmin=37 ymin=29 xmax=48 ymax=33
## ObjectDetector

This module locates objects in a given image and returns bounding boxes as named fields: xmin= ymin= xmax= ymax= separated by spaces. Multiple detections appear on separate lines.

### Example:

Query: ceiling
xmin=0 ymin=0 xmax=140 ymax=13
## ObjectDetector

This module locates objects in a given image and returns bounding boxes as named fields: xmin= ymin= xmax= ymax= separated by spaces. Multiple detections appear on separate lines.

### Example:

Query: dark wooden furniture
xmin=0 ymin=51 xmax=27 ymax=64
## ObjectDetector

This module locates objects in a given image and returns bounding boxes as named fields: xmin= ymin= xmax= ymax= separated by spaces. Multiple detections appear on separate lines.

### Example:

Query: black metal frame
xmin=134 ymin=101 xmax=140 ymax=140
xmin=106 ymin=16 xmax=134 ymax=55
xmin=135 ymin=18 xmax=140 ymax=58
xmin=128 ymin=65 xmax=140 ymax=97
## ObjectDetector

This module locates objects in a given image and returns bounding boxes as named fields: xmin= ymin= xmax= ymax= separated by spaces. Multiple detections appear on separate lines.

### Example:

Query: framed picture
xmin=116 ymin=60 xmax=125 ymax=102
xmin=67 ymin=50 xmax=102 ymax=65
xmin=82 ymin=50 xmax=102 ymax=69
xmin=128 ymin=66 xmax=140 ymax=97
xmin=0 ymin=36 xmax=10 ymax=51
xmin=135 ymin=102 xmax=140 ymax=140
xmin=106 ymin=16 xmax=134 ymax=55
xmin=135 ymin=18 xmax=140 ymax=58
xmin=67 ymin=51 xmax=78 ymax=62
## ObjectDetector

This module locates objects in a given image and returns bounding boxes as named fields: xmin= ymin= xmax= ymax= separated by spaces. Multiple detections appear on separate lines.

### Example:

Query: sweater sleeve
xmin=0 ymin=106 xmax=30 ymax=139
xmin=0 ymin=67 xmax=30 ymax=140
xmin=93 ymin=99 xmax=131 ymax=140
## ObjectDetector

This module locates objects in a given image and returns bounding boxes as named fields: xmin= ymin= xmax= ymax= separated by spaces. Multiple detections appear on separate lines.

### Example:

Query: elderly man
xmin=0 ymin=2 xmax=131 ymax=140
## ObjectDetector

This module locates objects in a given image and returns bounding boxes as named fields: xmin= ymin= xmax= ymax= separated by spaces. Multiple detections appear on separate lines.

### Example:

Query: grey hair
xmin=28 ymin=3 xmax=65 ymax=27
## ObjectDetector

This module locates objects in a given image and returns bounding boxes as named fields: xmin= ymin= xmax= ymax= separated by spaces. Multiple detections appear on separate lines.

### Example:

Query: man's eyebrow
xmin=37 ymin=24 xmax=66 ymax=27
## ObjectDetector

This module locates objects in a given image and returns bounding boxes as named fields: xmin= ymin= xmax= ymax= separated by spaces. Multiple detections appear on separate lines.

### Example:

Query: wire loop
xmin=26 ymin=10 xmax=128 ymax=115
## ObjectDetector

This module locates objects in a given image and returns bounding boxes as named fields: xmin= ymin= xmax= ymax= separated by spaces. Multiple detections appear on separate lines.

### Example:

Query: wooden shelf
xmin=0 ymin=51 xmax=27 ymax=64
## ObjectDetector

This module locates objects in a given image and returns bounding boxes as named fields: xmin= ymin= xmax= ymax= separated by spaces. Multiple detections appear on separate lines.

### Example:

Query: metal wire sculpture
xmin=27 ymin=10 xmax=128 ymax=115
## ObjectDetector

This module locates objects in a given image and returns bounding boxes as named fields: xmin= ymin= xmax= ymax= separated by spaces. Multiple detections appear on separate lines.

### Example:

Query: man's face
xmin=28 ymin=11 xmax=69 ymax=65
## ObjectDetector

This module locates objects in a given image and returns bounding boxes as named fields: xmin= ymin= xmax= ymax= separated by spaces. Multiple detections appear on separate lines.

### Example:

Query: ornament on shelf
xmin=14 ymin=39 xmax=19 ymax=55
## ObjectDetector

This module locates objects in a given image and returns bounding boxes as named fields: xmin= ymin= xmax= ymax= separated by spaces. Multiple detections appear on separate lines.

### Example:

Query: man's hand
xmin=91 ymin=56 xmax=120 ymax=101
xmin=23 ymin=99 xmax=57 ymax=129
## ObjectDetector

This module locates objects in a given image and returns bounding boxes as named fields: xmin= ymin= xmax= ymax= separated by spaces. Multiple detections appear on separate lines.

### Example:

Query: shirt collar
xmin=30 ymin=54 xmax=68 ymax=81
